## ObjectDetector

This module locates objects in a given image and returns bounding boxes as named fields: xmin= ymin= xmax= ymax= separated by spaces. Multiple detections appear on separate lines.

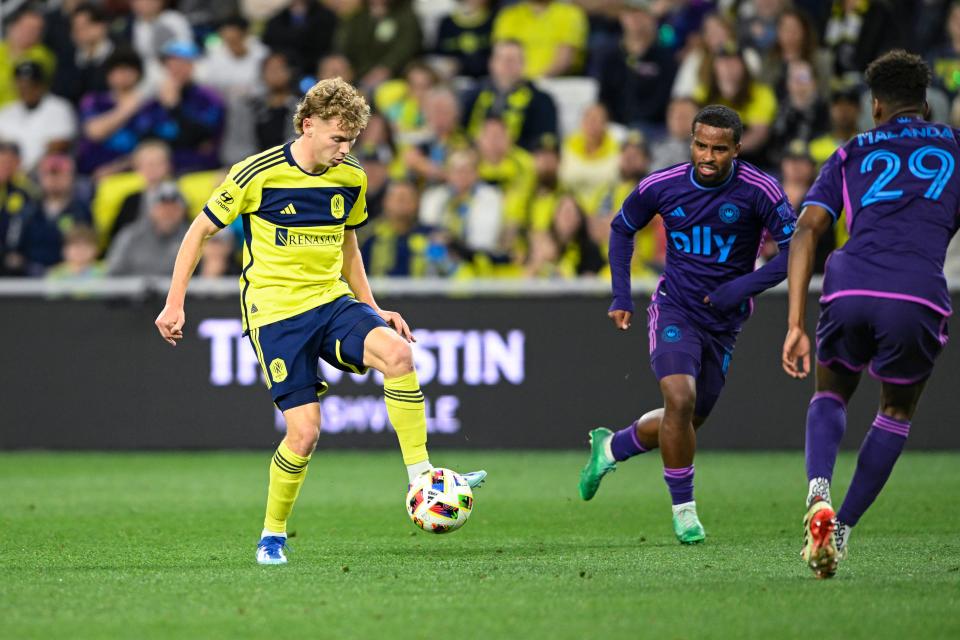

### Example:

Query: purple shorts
xmin=816 ymin=296 xmax=949 ymax=385
xmin=647 ymin=301 xmax=739 ymax=418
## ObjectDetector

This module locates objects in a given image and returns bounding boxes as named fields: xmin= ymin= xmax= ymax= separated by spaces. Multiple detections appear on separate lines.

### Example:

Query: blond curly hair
xmin=293 ymin=77 xmax=371 ymax=136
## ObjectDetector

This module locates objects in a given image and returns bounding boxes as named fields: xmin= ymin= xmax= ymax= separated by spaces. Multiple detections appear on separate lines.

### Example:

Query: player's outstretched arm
xmin=341 ymin=229 xmax=414 ymax=342
xmin=607 ymin=188 xmax=656 ymax=331
xmin=155 ymin=214 xmax=221 ymax=346
xmin=782 ymin=204 xmax=832 ymax=378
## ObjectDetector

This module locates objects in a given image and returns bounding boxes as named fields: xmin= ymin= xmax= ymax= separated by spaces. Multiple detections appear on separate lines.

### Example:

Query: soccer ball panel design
xmin=405 ymin=468 xmax=473 ymax=533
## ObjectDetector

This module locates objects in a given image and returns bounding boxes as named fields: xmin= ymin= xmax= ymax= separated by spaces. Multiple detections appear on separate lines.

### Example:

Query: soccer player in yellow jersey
xmin=154 ymin=78 xmax=486 ymax=565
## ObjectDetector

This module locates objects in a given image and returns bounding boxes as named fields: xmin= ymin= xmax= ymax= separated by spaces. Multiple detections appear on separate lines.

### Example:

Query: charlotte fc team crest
xmin=719 ymin=203 xmax=740 ymax=223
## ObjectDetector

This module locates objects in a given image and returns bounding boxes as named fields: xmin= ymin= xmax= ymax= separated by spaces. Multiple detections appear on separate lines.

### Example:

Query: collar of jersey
xmin=284 ymin=141 xmax=330 ymax=177
xmin=688 ymin=160 xmax=737 ymax=191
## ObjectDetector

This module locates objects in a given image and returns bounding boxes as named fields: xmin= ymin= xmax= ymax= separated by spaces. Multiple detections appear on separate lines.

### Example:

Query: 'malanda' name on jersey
xmin=855 ymin=122 xmax=955 ymax=146
xmin=202 ymin=143 xmax=369 ymax=333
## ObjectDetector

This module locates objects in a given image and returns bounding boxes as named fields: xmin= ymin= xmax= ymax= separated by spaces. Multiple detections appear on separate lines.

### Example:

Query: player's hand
xmin=608 ymin=309 xmax=632 ymax=331
xmin=782 ymin=325 xmax=811 ymax=379
xmin=155 ymin=305 xmax=185 ymax=347
xmin=379 ymin=309 xmax=416 ymax=343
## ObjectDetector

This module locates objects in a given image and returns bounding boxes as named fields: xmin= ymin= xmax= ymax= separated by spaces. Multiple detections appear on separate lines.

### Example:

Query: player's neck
xmin=877 ymin=109 xmax=924 ymax=126
xmin=290 ymin=137 xmax=329 ymax=173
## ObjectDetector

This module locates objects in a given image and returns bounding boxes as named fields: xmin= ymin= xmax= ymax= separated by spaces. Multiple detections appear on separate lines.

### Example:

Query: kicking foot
xmin=802 ymin=500 xmax=838 ymax=578
xmin=256 ymin=535 xmax=288 ymax=565
xmin=462 ymin=470 xmax=487 ymax=489
xmin=672 ymin=502 xmax=706 ymax=544
xmin=578 ymin=428 xmax=616 ymax=501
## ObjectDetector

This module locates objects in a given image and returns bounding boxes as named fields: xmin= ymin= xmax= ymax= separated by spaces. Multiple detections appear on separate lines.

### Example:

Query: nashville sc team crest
xmin=331 ymin=193 xmax=345 ymax=219
xmin=719 ymin=203 xmax=740 ymax=223
xmin=269 ymin=358 xmax=288 ymax=383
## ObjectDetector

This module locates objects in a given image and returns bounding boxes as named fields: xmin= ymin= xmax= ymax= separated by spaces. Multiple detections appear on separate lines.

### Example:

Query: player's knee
xmin=379 ymin=338 xmax=414 ymax=377
xmin=287 ymin=421 xmax=320 ymax=454
xmin=662 ymin=389 xmax=696 ymax=425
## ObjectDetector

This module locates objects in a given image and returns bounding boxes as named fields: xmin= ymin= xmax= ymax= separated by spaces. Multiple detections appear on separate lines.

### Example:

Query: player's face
xmin=690 ymin=123 xmax=740 ymax=185
xmin=304 ymin=117 xmax=358 ymax=168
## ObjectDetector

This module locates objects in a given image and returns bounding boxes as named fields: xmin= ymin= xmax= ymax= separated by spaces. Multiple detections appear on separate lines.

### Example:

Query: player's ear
xmin=872 ymin=98 xmax=882 ymax=123
xmin=923 ymin=100 xmax=932 ymax=120
xmin=734 ymin=142 xmax=742 ymax=158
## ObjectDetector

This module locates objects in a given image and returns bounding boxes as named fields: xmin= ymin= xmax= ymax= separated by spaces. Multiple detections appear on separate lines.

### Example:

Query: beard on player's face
xmin=690 ymin=124 xmax=739 ymax=186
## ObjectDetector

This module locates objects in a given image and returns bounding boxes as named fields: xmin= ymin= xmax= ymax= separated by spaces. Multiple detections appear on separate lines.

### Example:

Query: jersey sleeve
xmin=802 ymin=149 xmax=845 ymax=223
xmin=755 ymin=180 xmax=797 ymax=246
xmin=617 ymin=179 xmax=661 ymax=233
xmin=202 ymin=164 xmax=255 ymax=228
xmin=344 ymin=170 xmax=368 ymax=229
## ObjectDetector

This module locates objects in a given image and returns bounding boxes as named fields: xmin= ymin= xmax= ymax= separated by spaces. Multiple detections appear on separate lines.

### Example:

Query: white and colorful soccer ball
xmin=405 ymin=468 xmax=474 ymax=533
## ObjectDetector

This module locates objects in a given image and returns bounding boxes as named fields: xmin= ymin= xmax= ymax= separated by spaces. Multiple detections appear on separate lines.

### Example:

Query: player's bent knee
xmin=377 ymin=337 xmax=414 ymax=378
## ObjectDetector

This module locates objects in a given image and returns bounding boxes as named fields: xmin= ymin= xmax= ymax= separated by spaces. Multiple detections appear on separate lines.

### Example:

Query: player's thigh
xmin=869 ymin=300 xmax=948 ymax=387
xmin=693 ymin=328 xmax=738 ymax=421
xmin=647 ymin=302 xmax=702 ymax=384
xmin=250 ymin=309 xmax=329 ymax=411
xmin=316 ymin=296 xmax=390 ymax=375
xmin=815 ymin=297 xmax=875 ymax=375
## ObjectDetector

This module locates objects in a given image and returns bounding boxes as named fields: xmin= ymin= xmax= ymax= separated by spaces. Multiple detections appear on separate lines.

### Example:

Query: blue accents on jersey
xmin=860 ymin=149 xmax=903 ymax=206
xmin=860 ymin=145 xmax=956 ymax=206
xmin=855 ymin=122 xmax=955 ymax=147
xmin=254 ymin=186 xmax=362 ymax=227
xmin=669 ymin=206 xmax=686 ymax=218
xmin=688 ymin=161 xmax=737 ymax=191
xmin=802 ymin=200 xmax=839 ymax=221
xmin=617 ymin=209 xmax=638 ymax=231
xmin=669 ymin=226 xmax=737 ymax=263
xmin=718 ymin=203 xmax=740 ymax=223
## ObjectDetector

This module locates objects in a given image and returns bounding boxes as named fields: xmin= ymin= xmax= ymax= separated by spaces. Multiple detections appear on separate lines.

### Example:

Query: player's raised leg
xmin=578 ymin=409 xmax=661 ymax=501
xmin=659 ymin=373 xmax=705 ymax=544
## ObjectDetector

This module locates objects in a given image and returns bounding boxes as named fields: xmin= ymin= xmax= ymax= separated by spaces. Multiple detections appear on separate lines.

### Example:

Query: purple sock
xmin=805 ymin=391 xmax=847 ymax=481
xmin=610 ymin=421 xmax=648 ymax=461
xmin=663 ymin=465 xmax=695 ymax=505
xmin=836 ymin=414 xmax=909 ymax=527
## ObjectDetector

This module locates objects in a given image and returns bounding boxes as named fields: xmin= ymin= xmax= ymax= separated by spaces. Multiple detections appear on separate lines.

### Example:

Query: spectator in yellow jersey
xmin=403 ymin=87 xmax=470 ymax=186
xmin=525 ymin=194 xmax=604 ymax=278
xmin=808 ymin=85 xmax=861 ymax=166
xmin=475 ymin=116 xmax=536 ymax=244
xmin=0 ymin=8 xmax=56 ymax=107
xmin=374 ymin=60 xmax=438 ymax=145
xmin=434 ymin=0 xmax=496 ymax=78
xmin=492 ymin=0 xmax=588 ymax=78
xmin=559 ymin=104 xmax=620 ymax=197
xmin=928 ymin=3 xmax=960 ymax=100
xmin=463 ymin=40 xmax=558 ymax=151
xmin=694 ymin=46 xmax=777 ymax=165
xmin=361 ymin=180 xmax=433 ymax=277
xmin=528 ymin=133 xmax=563 ymax=233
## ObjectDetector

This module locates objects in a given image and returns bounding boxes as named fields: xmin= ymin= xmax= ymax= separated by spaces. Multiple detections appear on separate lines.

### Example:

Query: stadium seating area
xmin=0 ymin=0 xmax=957 ymax=282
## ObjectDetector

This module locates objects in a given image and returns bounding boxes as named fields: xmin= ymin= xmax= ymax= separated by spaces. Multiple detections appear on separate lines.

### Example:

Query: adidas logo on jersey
xmin=669 ymin=207 xmax=686 ymax=218
xmin=280 ymin=203 xmax=297 ymax=215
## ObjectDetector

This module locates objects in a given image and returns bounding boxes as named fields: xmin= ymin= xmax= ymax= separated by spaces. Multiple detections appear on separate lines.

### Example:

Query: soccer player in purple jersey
xmin=578 ymin=105 xmax=798 ymax=543
xmin=783 ymin=51 xmax=959 ymax=578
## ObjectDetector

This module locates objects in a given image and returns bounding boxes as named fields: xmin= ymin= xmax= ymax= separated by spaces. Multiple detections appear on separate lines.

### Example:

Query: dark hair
xmin=72 ymin=2 xmax=107 ymax=24
xmin=703 ymin=48 xmax=752 ymax=107
xmin=104 ymin=47 xmax=144 ymax=76
xmin=864 ymin=50 xmax=930 ymax=111
xmin=692 ymin=105 xmax=743 ymax=144
xmin=775 ymin=9 xmax=819 ymax=65
xmin=219 ymin=14 xmax=250 ymax=31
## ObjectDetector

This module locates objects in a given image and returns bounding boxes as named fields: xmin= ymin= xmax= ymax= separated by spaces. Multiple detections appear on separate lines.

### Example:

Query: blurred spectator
xmin=652 ymin=0 xmax=713 ymax=54
xmin=123 ymin=0 xmax=193 ymax=69
xmin=374 ymin=60 xmax=438 ymax=145
xmin=760 ymin=8 xmax=833 ymax=99
xmin=672 ymin=12 xmax=760 ymax=99
xmin=178 ymin=0 xmax=242 ymax=41
xmin=0 ymin=142 xmax=38 ymax=275
xmin=492 ymin=0 xmax=588 ymax=78
xmin=420 ymin=148 xmax=504 ymax=255
xmin=0 ymin=61 xmax=77 ymax=173
xmin=317 ymin=53 xmax=356 ymax=84
xmin=809 ymin=85 xmax=861 ymax=166
xmin=433 ymin=0 xmax=496 ymax=79
xmin=51 ymin=3 xmax=114 ymax=106
xmin=559 ymin=103 xmax=619 ymax=197
xmin=824 ymin=0 xmax=900 ymax=81
xmin=0 ymin=7 xmax=56 ymax=107
xmin=650 ymin=97 xmax=697 ymax=171
xmin=111 ymin=140 xmax=174 ymax=242
xmin=78 ymin=48 xmax=157 ymax=176
xmin=42 ymin=0 xmax=82 ymax=74
xmin=779 ymin=140 xmax=834 ymax=272
xmin=736 ymin=0 xmax=788 ymax=56
xmin=596 ymin=2 xmax=676 ymax=131
xmin=475 ymin=116 xmax=535 ymax=243
xmin=361 ymin=180 xmax=433 ymax=276
xmin=195 ymin=15 xmax=268 ymax=101
xmin=463 ymin=40 xmax=558 ymax=151
xmin=527 ymin=133 xmax=562 ymax=233
xmin=335 ymin=0 xmax=423 ymax=91
xmin=17 ymin=154 xmax=91 ymax=274
xmin=263 ymin=0 xmax=338 ymax=76
xmin=694 ymin=46 xmax=776 ymax=166
xmin=106 ymin=180 xmax=188 ymax=276
xmin=354 ymin=113 xmax=401 ymax=218
xmin=45 ymin=224 xmax=104 ymax=281
xmin=768 ymin=60 xmax=829 ymax=166
xmin=402 ymin=86 xmax=469 ymax=185
xmin=222 ymin=50 xmax=299 ymax=165
xmin=198 ymin=229 xmax=240 ymax=277
xmin=525 ymin=194 xmax=603 ymax=278
xmin=153 ymin=41 xmax=226 ymax=173
xmin=928 ymin=2 xmax=960 ymax=100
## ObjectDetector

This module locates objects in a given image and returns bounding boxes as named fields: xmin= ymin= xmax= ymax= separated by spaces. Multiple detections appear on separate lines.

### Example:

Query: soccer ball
xmin=406 ymin=468 xmax=474 ymax=533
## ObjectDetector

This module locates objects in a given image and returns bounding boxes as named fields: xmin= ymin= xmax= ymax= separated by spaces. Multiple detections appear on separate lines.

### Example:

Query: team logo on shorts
xmin=331 ymin=194 xmax=345 ymax=219
xmin=662 ymin=325 xmax=682 ymax=343
xmin=719 ymin=203 xmax=740 ymax=223
xmin=269 ymin=358 xmax=288 ymax=383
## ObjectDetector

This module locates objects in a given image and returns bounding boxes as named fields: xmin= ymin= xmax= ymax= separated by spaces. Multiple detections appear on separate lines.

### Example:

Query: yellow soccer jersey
xmin=202 ymin=143 xmax=368 ymax=332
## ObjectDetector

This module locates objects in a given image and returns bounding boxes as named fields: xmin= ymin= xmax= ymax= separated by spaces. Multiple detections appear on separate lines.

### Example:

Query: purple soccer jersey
xmin=613 ymin=160 xmax=797 ymax=331
xmin=803 ymin=115 xmax=960 ymax=316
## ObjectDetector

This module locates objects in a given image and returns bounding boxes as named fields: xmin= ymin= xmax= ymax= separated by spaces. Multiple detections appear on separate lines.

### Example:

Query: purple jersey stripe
xmin=636 ymin=166 xmax=687 ymax=195
xmin=739 ymin=166 xmax=783 ymax=202
xmin=938 ymin=317 xmax=949 ymax=346
xmin=664 ymin=465 xmax=695 ymax=478
xmin=820 ymin=289 xmax=952 ymax=317
xmin=736 ymin=174 xmax=780 ymax=203
xmin=739 ymin=163 xmax=784 ymax=194
xmin=837 ymin=147 xmax=854 ymax=233
xmin=811 ymin=391 xmax=847 ymax=408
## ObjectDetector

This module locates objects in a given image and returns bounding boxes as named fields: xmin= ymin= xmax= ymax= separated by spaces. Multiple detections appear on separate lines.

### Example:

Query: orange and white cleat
xmin=802 ymin=500 xmax=838 ymax=579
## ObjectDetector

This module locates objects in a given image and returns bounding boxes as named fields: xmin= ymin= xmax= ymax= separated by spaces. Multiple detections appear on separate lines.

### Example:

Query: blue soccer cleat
xmin=462 ymin=469 xmax=487 ymax=489
xmin=256 ymin=535 xmax=288 ymax=565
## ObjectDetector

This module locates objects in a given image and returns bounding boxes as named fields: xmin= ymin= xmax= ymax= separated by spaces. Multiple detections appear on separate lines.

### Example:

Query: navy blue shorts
xmin=816 ymin=296 xmax=949 ymax=385
xmin=247 ymin=296 xmax=388 ymax=410
xmin=646 ymin=301 xmax=739 ymax=418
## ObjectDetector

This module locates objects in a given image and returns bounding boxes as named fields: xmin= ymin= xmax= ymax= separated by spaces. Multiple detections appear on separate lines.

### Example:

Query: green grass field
xmin=1 ymin=451 xmax=958 ymax=639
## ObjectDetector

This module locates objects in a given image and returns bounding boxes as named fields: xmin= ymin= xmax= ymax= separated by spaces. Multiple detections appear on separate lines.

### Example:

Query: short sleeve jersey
xmin=620 ymin=160 xmax=796 ymax=331
xmin=204 ymin=143 xmax=368 ymax=332
xmin=803 ymin=116 xmax=960 ymax=316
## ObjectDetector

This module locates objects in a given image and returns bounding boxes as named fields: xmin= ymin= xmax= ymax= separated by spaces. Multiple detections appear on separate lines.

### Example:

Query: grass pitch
xmin=1 ymin=451 xmax=958 ymax=639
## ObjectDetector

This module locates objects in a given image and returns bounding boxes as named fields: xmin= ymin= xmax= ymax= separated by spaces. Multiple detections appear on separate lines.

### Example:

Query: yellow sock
xmin=384 ymin=371 xmax=430 ymax=465
xmin=263 ymin=440 xmax=311 ymax=533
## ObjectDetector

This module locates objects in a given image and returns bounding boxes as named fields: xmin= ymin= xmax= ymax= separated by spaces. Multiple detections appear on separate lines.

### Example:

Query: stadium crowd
xmin=0 ymin=0 xmax=958 ymax=282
